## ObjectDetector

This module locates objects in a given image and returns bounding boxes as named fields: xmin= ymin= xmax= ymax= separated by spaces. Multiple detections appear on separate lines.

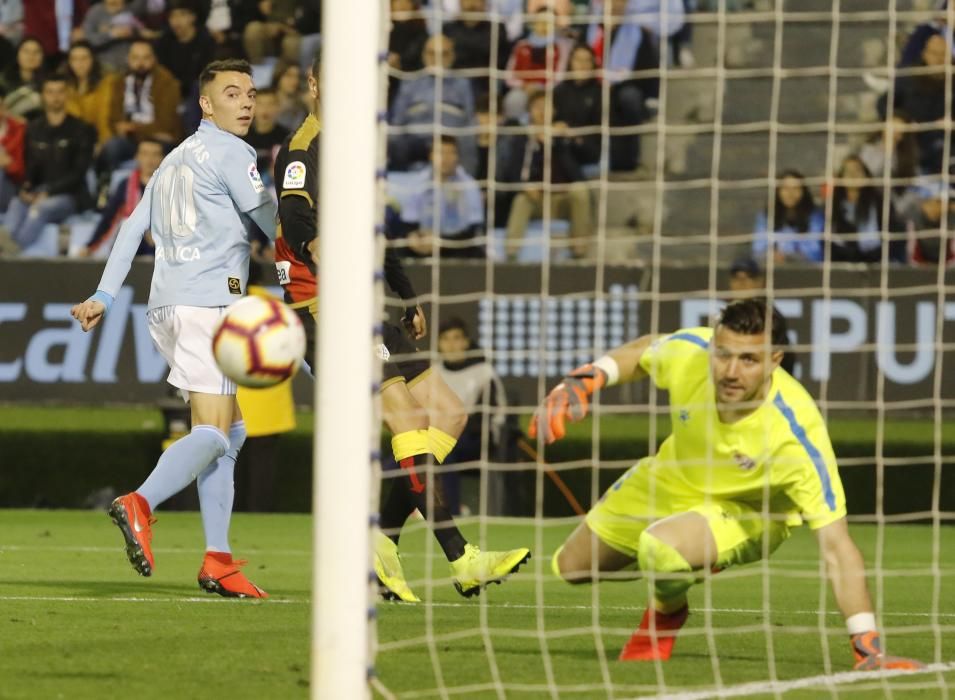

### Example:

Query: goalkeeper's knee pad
xmin=638 ymin=530 xmax=694 ymax=608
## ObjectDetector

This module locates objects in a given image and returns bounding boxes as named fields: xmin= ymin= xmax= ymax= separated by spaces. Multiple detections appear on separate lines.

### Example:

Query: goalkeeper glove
xmin=851 ymin=631 xmax=924 ymax=671
xmin=529 ymin=363 xmax=607 ymax=444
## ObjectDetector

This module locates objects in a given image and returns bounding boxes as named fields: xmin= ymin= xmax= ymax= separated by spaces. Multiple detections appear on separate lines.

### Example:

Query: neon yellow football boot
xmin=374 ymin=531 xmax=420 ymax=603
xmin=450 ymin=544 xmax=531 ymax=598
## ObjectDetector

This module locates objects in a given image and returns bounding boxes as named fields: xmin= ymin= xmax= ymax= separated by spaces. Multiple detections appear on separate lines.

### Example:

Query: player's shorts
xmin=380 ymin=322 xmax=430 ymax=390
xmin=586 ymin=457 xmax=792 ymax=570
xmin=146 ymin=304 xmax=236 ymax=397
xmin=293 ymin=307 xmax=430 ymax=390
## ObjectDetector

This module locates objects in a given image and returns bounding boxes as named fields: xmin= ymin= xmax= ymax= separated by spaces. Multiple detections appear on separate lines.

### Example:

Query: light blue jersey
xmin=95 ymin=119 xmax=276 ymax=310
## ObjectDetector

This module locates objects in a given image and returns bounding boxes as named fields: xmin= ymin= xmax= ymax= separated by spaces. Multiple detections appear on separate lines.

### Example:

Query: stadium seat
xmin=489 ymin=221 xmax=572 ymax=263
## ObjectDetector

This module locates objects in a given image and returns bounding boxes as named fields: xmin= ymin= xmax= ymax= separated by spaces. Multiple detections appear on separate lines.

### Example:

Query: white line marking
xmin=646 ymin=661 xmax=955 ymax=700
xmin=0 ymin=594 xmax=303 ymax=605
xmin=0 ymin=595 xmax=951 ymax=620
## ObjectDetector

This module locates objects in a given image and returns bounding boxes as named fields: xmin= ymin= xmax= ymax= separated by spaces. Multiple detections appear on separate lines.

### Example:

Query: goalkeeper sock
xmin=637 ymin=530 xmax=694 ymax=614
xmin=197 ymin=420 xmax=246 ymax=553
xmin=390 ymin=430 xmax=468 ymax=561
xmin=138 ymin=425 xmax=229 ymax=511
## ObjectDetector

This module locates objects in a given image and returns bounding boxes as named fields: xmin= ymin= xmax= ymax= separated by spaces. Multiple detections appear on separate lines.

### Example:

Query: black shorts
xmin=380 ymin=321 xmax=431 ymax=389
xmin=295 ymin=308 xmax=430 ymax=389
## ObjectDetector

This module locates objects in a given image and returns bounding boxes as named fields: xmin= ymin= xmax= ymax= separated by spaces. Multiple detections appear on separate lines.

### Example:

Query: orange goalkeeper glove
xmin=851 ymin=631 xmax=924 ymax=671
xmin=529 ymin=363 xmax=608 ymax=444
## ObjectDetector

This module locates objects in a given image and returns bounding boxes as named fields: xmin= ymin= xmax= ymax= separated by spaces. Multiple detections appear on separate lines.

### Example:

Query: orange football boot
xmin=107 ymin=492 xmax=156 ymax=577
xmin=198 ymin=552 xmax=269 ymax=599
xmin=619 ymin=604 xmax=689 ymax=661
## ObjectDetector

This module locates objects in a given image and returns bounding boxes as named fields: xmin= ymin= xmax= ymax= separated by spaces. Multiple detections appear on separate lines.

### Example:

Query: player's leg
xmin=553 ymin=520 xmax=638 ymax=584
xmin=391 ymin=329 xmax=531 ymax=596
xmin=554 ymin=459 xmax=663 ymax=584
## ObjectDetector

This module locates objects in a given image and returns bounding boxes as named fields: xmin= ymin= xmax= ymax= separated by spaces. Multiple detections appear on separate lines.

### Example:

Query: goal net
xmin=320 ymin=0 xmax=955 ymax=697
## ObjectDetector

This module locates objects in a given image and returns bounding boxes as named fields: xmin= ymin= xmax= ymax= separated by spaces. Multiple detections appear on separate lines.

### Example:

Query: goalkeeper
xmin=531 ymin=298 xmax=923 ymax=669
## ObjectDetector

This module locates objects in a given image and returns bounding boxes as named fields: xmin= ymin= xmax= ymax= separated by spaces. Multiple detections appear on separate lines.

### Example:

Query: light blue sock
xmin=137 ymin=425 xmax=230 ymax=511
xmin=197 ymin=421 xmax=246 ymax=553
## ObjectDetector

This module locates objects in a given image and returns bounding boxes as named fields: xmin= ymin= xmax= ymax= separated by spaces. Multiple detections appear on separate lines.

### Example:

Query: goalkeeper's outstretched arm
xmin=816 ymin=518 xmax=924 ymax=671
xmin=529 ymin=334 xmax=659 ymax=443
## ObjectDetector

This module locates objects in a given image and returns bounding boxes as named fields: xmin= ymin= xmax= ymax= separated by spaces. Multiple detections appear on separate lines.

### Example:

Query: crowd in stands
xmin=0 ymin=0 xmax=952 ymax=268
xmin=0 ymin=0 xmax=317 ymax=257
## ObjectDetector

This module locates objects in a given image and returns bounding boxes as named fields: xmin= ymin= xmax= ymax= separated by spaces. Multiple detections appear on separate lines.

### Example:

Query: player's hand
xmin=851 ymin=631 xmax=925 ymax=671
xmin=71 ymin=299 xmax=105 ymax=332
xmin=529 ymin=363 xmax=608 ymax=444
xmin=402 ymin=304 xmax=426 ymax=340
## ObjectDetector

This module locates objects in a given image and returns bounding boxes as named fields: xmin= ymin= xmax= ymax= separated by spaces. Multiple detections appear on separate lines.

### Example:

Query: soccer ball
xmin=212 ymin=296 xmax=306 ymax=388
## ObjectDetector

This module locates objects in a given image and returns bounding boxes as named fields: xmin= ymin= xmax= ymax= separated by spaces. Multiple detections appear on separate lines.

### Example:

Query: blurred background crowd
xmin=0 ymin=0 xmax=952 ymax=268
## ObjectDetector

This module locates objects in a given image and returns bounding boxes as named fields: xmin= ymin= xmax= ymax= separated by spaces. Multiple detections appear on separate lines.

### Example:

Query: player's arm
xmin=278 ymin=193 xmax=315 ymax=267
xmin=383 ymin=246 xmax=424 ymax=339
xmin=815 ymin=518 xmax=923 ymax=670
xmin=71 ymin=184 xmax=153 ymax=332
xmin=529 ymin=334 xmax=659 ymax=444
xmin=247 ymin=201 xmax=277 ymax=242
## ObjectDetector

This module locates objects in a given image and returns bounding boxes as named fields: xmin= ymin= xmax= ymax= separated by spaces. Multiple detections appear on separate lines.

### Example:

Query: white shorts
xmin=147 ymin=305 xmax=237 ymax=397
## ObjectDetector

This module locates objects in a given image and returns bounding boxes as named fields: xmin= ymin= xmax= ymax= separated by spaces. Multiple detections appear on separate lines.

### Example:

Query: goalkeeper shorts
xmin=586 ymin=457 xmax=791 ymax=570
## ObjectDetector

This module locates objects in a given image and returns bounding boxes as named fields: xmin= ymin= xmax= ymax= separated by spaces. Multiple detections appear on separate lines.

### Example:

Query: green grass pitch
xmin=0 ymin=510 xmax=952 ymax=699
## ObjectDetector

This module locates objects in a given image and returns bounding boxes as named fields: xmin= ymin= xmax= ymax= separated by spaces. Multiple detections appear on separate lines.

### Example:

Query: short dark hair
xmin=431 ymin=134 xmax=458 ymax=152
xmin=167 ymin=0 xmax=198 ymax=14
xmin=255 ymin=86 xmax=277 ymax=98
xmin=438 ymin=316 xmax=470 ymax=337
xmin=129 ymin=37 xmax=154 ymax=52
xmin=40 ymin=74 xmax=68 ymax=90
xmin=199 ymin=58 xmax=252 ymax=91
xmin=716 ymin=298 xmax=789 ymax=350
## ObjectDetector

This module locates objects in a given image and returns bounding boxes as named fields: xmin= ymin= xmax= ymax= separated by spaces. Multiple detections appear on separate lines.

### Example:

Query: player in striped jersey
xmin=274 ymin=53 xmax=530 ymax=602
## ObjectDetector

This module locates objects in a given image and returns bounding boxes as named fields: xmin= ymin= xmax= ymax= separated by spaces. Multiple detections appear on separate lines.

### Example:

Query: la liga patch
xmin=248 ymin=163 xmax=265 ymax=193
xmin=283 ymin=161 xmax=307 ymax=189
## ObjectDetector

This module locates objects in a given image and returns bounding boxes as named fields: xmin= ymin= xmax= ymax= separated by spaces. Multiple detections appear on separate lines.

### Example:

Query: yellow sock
xmin=427 ymin=426 xmax=458 ymax=464
xmin=391 ymin=429 xmax=431 ymax=462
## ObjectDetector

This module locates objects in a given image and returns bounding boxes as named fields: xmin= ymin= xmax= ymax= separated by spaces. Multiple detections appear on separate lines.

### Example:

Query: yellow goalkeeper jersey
xmin=638 ymin=326 xmax=847 ymax=530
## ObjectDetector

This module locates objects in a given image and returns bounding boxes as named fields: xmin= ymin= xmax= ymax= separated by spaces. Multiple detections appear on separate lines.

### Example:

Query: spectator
xmin=503 ymin=7 xmax=570 ymax=118
xmin=0 ymin=36 xmax=45 ymax=119
xmin=201 ymin=0 xmax=261 ymax=59
xmin=79 ymin=136 xmax=163 ymax=258
xmin=128 ymin=0 xmax=168 ymax=34
xmin=389 ymin=33 xmax=478 ymax=174
xmin=727 ymin=256 xmax=764 ymax=294
xmin=588 ymin=0 xmax=672 ymax=172
xmin=271 ymin=60 xmax=308 ymax=131
xmin=906 ymin=179 xmax=955 ymax=266
xmin=553 ymin=43 xmax=602 ymax=168
xmin=64 ymin=41 xmax=115 ymax=151
xmin=498 ymin=90 xmax=593 ymax=259
xmin=387 ymin=0 xmax=428 ymax=108
xmin=752 ymin=170 xmax=825 ymax=264
xmin=280 ymin=3 xmax=321 ymax=72
xmin=400 ymin=135 xmax=485 ymax=258
xmin=897 ymin=7 xmax=950 ymax=69
xmin=23 ymin=0 xmax=87 ymax=57
xmin=242 ymin=0 xmax=299 ymax=64
xmin=858 ymin=111 xmax=920 ymax=213
xmin=0 ymin=86 xmax=26 ymax=212
xmin=243 ymin=87 xmax=288 ymax=188
xmin=830 ymin=155 xmax=905 ymax=264
xmin=0 ymin=75 xmax=94 ymax=256
xmin=0 ymin=0 xmax=24 ymax=48
xmin=435 ymin=316 xmax=516 ymax=515
xmin=880 ymin=32 xmax=952 ymax=176
xmin=101 ymin=39 xmax=181 ymax=173
xmin=82 ymin=0 xmax=144 ymax=72
xmin=155 ymin=0 xmax=216 ymax=95
xmin=443 ymin=0 xmax=510 ymax=99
